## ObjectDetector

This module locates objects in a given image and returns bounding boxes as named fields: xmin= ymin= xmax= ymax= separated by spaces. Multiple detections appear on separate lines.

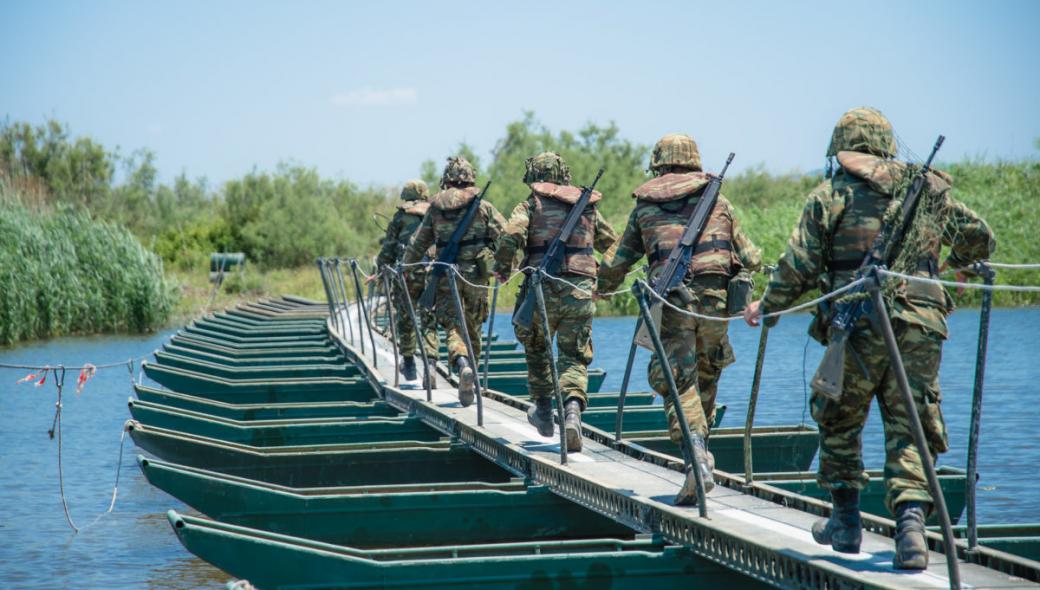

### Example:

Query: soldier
xmin=598 ymin=134 xmax=761 ymax=504
xmin=744 ymin=107 xmax=995 ymax=568
xmin=494 ymin=152 xmax=618 ymax=451
xmin=402 ymin=157 xmax=506 ymax=405
xmin=373 ymin=179 xmax=439 ymax=382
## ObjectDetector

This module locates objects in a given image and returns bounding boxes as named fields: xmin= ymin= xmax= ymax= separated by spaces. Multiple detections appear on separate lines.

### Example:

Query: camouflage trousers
xmin=392 ymin=270 xmax=439 ymax=359
xmin=432 ymin=267 xmax=489 ymax=367
xmin=512 ymin=276 xmax=595 ymax=406
xmin=812 ymin=321 xmax=948 ymax=515
xmin=648 ymin=287 xmax=734 ymax=442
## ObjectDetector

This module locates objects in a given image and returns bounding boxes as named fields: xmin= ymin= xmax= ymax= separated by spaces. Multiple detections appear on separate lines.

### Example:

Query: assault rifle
xmin=811 ymin=135 xmax=945 ymax=400
xmin=418 ymin=181 xmax=492 ymax=310
xmin=634 ymin=153 xmax=734 ymax=349
xmin=513 ymin=168 xmax=605 ymax=329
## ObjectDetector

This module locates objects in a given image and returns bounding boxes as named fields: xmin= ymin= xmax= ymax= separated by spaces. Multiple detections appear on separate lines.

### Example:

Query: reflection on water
xmin=0 ymin=309 xmax=1037 ymax=588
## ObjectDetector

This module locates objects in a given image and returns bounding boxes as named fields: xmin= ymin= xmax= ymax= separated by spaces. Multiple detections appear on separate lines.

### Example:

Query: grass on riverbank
xmin=0 ymin=200 xmax=174 ymax=345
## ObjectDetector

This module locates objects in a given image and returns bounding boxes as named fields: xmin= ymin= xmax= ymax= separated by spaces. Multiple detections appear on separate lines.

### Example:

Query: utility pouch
xmin=475 ymin=248 xmax=495 ymax=280
xmin=726 ymin=271 xmax=754 ymax=315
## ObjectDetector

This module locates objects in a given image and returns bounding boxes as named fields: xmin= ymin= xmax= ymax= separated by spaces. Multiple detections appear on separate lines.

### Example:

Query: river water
xmin=0 ymin=309 xmax=1037 ymax=588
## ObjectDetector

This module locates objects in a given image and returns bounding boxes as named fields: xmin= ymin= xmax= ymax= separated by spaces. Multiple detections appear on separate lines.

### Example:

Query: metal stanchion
xmin=967 ymin=261 xmax=994 ymax=553
xmin=381 ymin=268 xmax=400 ymax=387
xmin=482 ymin=278 xmax=499 ymax=390
xmin=533 ymin=271 xmax=568 ymax=465
xmin=338 ymin=258 xmax=364 ymax=351
xmin=316 ymin=258 xmax=337 ymax=330
xmin=633 ymin=281 xmax=708 ymax=516
xmin=447 ymin=269 xmax=484 ymax=426
xmin=395 ymin=265 xmax=433 ymax=401
xmin=743 ymin=325 xmax=770 ymax=486
xmin=866 ymin=269 xmax=960 ymax=589
xmin=349 ymin=259 xmax=378 ymax=367
xmin=331 ymin=259 xmax=354 ymax=343
xmin=614 ymin=316 xmax=642 ymax=443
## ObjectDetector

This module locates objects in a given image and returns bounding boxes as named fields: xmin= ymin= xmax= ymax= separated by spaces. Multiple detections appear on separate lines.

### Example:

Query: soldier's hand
xmin=938 ymin=262 xmax=968 ymax=296
xmin=365 ymin=274 xmax=377 ymax=284
xmin=743 ymin=300 xmax=763 ymax=327
xmin=494 ymin=272 xmax=509 ymax=283
xmin=592 ymin=292 xmax=605 ymax=302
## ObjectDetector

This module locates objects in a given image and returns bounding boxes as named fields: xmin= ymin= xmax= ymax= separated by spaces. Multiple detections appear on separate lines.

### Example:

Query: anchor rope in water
xmin=5 ymin=358 xmax=139 ymax=533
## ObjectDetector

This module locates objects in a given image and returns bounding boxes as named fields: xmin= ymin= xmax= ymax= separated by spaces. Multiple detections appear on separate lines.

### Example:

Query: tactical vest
xmin=429 ymin=186 xmax=489 ymax=264
xmin=633 ymin=173 xmax=736 ymax=278
xmin=394 ymin=202 xmax=430 ymax=259
xmin=828 ymin=151 xmax=947 ymax=309
xmin=523 ymin=183 xmax=599 ymax=278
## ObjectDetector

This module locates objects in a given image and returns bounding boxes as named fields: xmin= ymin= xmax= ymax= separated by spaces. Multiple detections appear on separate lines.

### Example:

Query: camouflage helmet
xmin=400 ymin=179 xmax=429 ymax=201
xmin=826 ymin=107 xmax=897 ymax=158
xmin=523 ymin=151 xmax=571 ymax=185
xmin=650 ymin=133 xmax=702 ymax=174
xmin=439 ymin=156 xmax=477 ymax=189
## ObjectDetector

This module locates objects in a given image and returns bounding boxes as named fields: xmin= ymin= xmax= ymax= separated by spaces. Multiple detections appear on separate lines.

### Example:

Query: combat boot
xmin=675 ymin=435 xmax=715 ymax=505
xmin=401 ymin=356 xmax=417 ymax=381
xmin=811 ymin=489 xmax=862 ymax=553
xmin=455 ymin=357 xmax=475 ymax=407
xmin=893 ymin=501 xmax=929 ymax=570
xmin=564 ymin=399 xmax=583 ymax=452
xmin=527 ymin=397 xmax=555 ymax=438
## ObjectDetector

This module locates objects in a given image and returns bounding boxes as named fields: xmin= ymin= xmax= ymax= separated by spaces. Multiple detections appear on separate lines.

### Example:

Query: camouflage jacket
xmin=598 ymin=172 xmax=761 ymax=293
xmin=376 ymin=201 xmax=431 ymax=268
xmin=402 ymin=187 xmax=506 ymax=279
xmin=761 ymin=151 xmax=995 ymax=338
xmin=494 ymin=183 xmax=618 ymax=280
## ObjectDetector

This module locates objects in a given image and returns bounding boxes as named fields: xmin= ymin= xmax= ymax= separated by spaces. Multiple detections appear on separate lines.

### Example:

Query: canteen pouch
xmin=726 ymin=271 xmax=754 ymax=315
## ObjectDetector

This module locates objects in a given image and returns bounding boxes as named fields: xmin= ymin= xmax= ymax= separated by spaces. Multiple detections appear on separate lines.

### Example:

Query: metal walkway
xmin=334 ymin=306 xmax=1039 ymax=590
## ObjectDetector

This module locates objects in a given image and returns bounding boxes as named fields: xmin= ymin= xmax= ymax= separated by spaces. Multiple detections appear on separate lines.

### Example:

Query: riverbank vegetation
xmin=0 ymin=195 xmax=174 ymax=345
xmin=1 ymin=115 xmax=1036 ymax=342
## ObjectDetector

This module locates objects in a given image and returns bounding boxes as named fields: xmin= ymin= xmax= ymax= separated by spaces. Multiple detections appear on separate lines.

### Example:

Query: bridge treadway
xmin=337 ymin=306 xmax=1037 ymax=590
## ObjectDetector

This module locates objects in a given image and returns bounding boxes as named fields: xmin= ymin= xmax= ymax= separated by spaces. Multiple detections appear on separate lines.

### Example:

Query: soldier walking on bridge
xmin=494 ymin=152 xmax=618 ymax=451
xmin=598 ymin=134 xmax=761 ymax=504
xmin=744 ymin=107 xmax=995 ymax=568
xmin=373 ymin=180 xmax=440 ymax=382
xmin=402 ymin=157 xmax=506 ymax=404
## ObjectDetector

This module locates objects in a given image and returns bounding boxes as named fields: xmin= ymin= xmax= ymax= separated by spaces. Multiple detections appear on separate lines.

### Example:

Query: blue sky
xmin=3 ymin=0 xmax=1038 ymax=186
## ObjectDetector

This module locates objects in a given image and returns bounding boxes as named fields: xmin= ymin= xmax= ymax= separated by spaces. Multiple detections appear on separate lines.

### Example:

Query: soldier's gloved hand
xmin=743 ymin=300 xmax=763 ymax=327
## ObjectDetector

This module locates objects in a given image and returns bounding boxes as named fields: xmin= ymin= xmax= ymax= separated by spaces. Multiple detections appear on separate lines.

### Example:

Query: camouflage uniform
xmin=760 ymin=108 xmax=996 ymax=516
xmin=376 ymin=180 xmax=439 ymax=360
xmin=494 ymin=153 xmax=618 ymax=409
xmin=599 ymin=135 xmax=761 ymax=443
xmin=402 ymin=158 xmax=506 ymax=369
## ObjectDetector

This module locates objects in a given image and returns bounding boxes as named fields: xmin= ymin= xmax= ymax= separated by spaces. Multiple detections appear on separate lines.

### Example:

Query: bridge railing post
xmin=866 ymin=269 xmax=960 ymax=589
xmin=743 ymin=324 xmax=770 ymax=486
xmin=966 ymin=261 xmax=994 ymax=554
xmin=447 ymin=268 xmax=484 ymax=426
xmin=395 ymin=265 xmax=434 ymax=401
xmin=633 ymin=280 xmax=708 ymax=517
xmin=380 ymin=267 xmax=401 ymax=387
xmin=533 ymin=271 xmax=568 ymax=465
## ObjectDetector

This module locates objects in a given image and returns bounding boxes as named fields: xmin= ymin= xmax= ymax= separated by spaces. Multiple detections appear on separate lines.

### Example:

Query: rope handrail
xmin=879 ymin=268 xmax=1040 ymax=293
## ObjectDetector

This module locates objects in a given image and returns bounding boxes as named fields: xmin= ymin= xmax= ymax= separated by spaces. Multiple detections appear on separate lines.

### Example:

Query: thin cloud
xmin=330 ymin=87 xmax=417 ymax=107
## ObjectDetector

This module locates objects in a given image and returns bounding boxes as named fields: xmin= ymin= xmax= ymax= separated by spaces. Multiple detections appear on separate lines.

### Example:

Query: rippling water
xmin=0 ymin=308 xmax=1037 ymax=588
